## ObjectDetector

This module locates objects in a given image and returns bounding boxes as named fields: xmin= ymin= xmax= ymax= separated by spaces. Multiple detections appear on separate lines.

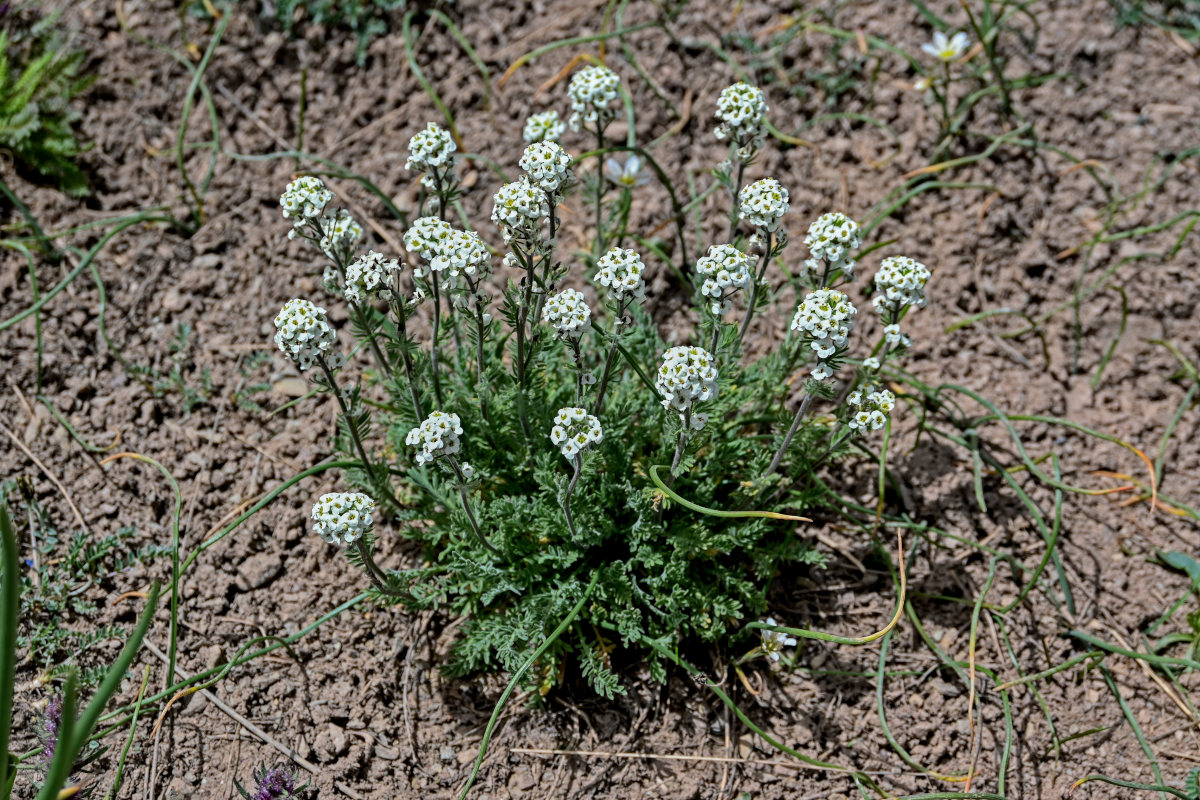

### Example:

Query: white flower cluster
xmin=318 ymin=209 xmax=363 ymax=262
xmin=567 ymin=64 xmax=620 ymax=131
xmin=738 ymin=178 xmax=789 ymax=231
xmin=523 ymin=110 xmax=566 ymax=144
xmin=406 ymin=411 xmax=464 ymax=466
xmin=549 ymin=407 xmax=604 ymax=459
xmin=344 ymin=251 xmax=399 ymax=304
xmin=715 ymin=82 xmax=768 ymax=155
xmin=280 ymin=176 xmax=333 ymax=236
xmin=594 ymin=247 xmax=646 ymax=304
xmin=695 ymin=244 xmax=752 ymax=315
xmin=274 ymin=298 xmax=337 ymax=371
xmin=405 ymin=122 xmax=456 ymax=189
xmin=542 ymin=288 xmax=591 ymax=340
xmin=873 ymin=256 xmax=931 ymax=312
xmin=759 ymin=618 xmax=798 ymax=662
xmin=311 ymin=492 xmax=375 ymax=546
xmin=791 ymin=289 xmax=857 ymax=381
xmin=804 ymin=212 xmax=862 ymax=278
xmin=846 ymin=384 xmax=896 ymax=432
xmin=404 ymin=216 xmax=452 ymax=263
xmin=520 ymin=141 xmax=573 ymax=193
xmin=656 ymin=346 xmax=718 ymax=430
xmin=491 ymin=177 xmax=544 ymax=241
xmin=430 ymin=228 xmax=491 ymax=285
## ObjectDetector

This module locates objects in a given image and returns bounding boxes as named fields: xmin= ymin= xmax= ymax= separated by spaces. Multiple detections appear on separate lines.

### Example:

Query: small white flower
xmin=759 ymin=617 xmax=798 ymax=662
xmin=460 ymin=462 xmax=476 ymax=481
xmin=603 ymin=154 xmax=650 ymax=188
xmin=406 ymin=411 xmax=465 ymax=466
xmin=862 ymin=357 xmax=881 ymax=370
xmin=520 ymin=141 xmax=573 ymax=193
xmin=542 ymin=288 xmax=592 ymax=340
xmin=345 ymin=251 xmax=400 ymax=304
xmin=738 ymin=178 xmax=789 ymax=231
xmin=921 ymin=30 xmax=970 ymax=62
xmin=274 ymin=298 xmax=337 ymax=371
xmin=311 ymin=492 xmax=375 ymax=546
xmin=318 ymin=209 xmax=363 ymax=262
xmin=804 ymin=212 xmax=862 ymax=279
xmin=491 ymin=177 xmax=545 ymax=242
xmin=913 ymin=76 xmax=933 ymax=92
xmin=594 ymin=246 xmax=646 ymax=304
xmin=549 ymin=407 xmax=604 ymax=459
xmin=280 ymin=176 xmax=333 ymax=231
xmin=791 ymin=289 xmax=857 ymax=381
xmin=715 ymin=82 xmax=768 ymax=157
xmin=567 ymin=64 xmax=621 ymax=131
xmin=846 ymin=384 xmax=896 ymax=432
xmin=656 ymin=346 xmax=719 ymax=428
xmin=405 ymin=122 xmax=457 ymax=189
xmin=695 ymin=244 xmax=752 ymax=316
xmin=523 ymin=110 xmax=567 ymax=144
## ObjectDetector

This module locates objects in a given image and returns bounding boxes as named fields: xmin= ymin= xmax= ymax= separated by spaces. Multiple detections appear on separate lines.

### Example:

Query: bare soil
xmin=2 ymin=0 xmax=1199 ymax=798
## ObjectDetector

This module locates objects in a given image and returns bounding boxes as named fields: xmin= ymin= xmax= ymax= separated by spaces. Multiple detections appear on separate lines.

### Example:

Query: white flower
xmin=567 ymin=64 xmax=621 ymax=131
xmin=882 ymin=323 xmax=912 ymax=347
xmin=921 ymin=30 xmax=970 ymax=62
xmin=318 ymin=209 xmax=363 ymax=262
xmin=862 ymin=357 xmax=881 ymax=370
xmin=594 ymin=246 xmax=646 ymax=304
xmin=406 ymin=411 xmax=464 ymax=466
xmin=523 ymin=110 xmax=566 ymax=144
xmin=542 ymin=288 xmax=592 ymax=340
xmin=604 ymin=154 xmax=650 ymax=188
xmin=405 ymin=122 xmax=457 ymax=189
xmin=872 ymin=256 xmax=931 ymax=312
xmin=846 ymin=384 xmax=896 ymax=432
xmin=791 ymin=289 xmax=857 ymax=379
xmin=549 ymin=407 xmax=604 ymax=459
xmin=695 ymin=244 xmax=752 ymax=316
xmin=280 ymin=176 xmax=333 ymax=233
xmin=656 ymin=346 xmax=719 ymax=428
xmin=460 ymin=462 xmax=476 ymax=481
xmin=403 ymin=216 xmax=453 ymax=264
xmin=759 ymin=617 xmax=798 ymax=662
xmin=520 ymin=141 xmax=573 ymax=193
xmin=804 ymin=212 xmax=862 ymax=279
xmin=274 ymin=298 xmax=337 ymax=371
xmin=311 ymin=492 xmax=375 ymax=545
xmin=429 ymin=228 xmax=491 ymax=287
xmin=491 ymin=177 xmax=544 ymax=242
xmin=738 ymin=178 xmax=789 ymax=231
xmin=715 ymin=82 xmax=768 ymax=156
xmin=345 ymin=251 xmax=400 ymax=304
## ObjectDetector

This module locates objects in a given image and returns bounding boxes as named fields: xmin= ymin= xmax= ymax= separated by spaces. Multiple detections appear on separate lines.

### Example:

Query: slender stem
xmin=351 ymin=302 xmax=395 ymax=382
xmin=727 ymin=153 xmax=745 ymax=242
xmin=591 ymin=302 xmax=628 ymax=416
xmin=434 ymin=171 xmax=465 ymax=361
xmin=317 ymin=358 xmax=399 ymax=513
xmin=568 ymin=339 xmax=585 ymax=404
xmin=354 ymin=538 xmax=406 ymax=597
xmin=669 ymin=407 xmax=692 ymax=482
xmin=563 ymin=455 xmax=582 ymax=539
xmin=474 ymin=303 xmax=490 ymax=424
xmin=388 ymin=295 xmax=423 ymax=422
xmin=764 ymin=390 xmax=815 ymax=479
xmin=429 ymin=270 xmax=445 ymax=406
xmin=447 ymin=457 xmax=500 ymax=556
xmin=736 ymin=238 xmax=771 ymax=352
xmin=709 ymin=319 xmax=721 ymax=356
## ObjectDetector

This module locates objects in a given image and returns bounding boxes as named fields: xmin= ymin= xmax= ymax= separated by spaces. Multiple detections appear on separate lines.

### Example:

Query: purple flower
xmin=252 ymin=765 xmax=297 ymax=800
xmin=39 ymin=696 xmax=63 ymax=765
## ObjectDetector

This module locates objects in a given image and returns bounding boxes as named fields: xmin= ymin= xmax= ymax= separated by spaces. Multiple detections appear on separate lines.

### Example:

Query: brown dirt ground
xmin=2 ymin=0 xmax=1200 ymax=798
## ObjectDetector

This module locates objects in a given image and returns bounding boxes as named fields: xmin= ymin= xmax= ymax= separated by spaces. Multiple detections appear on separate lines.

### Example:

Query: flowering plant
xmin=271 ymin=74 xmax=931 ymax=697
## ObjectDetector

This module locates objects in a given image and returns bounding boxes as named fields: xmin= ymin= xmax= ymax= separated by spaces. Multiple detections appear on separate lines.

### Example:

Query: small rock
xmin=198 ymin=644 xmax=223 ymax=671
xmin=314 ymin=724 xmax=349 ymax=760
xmin=375 ymin=746 xmax=400 ymax=761
xmin=235 ymin=552 xmax=283 ymax=591
xmin=440 ymin=745 xmax=456 ymax=762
